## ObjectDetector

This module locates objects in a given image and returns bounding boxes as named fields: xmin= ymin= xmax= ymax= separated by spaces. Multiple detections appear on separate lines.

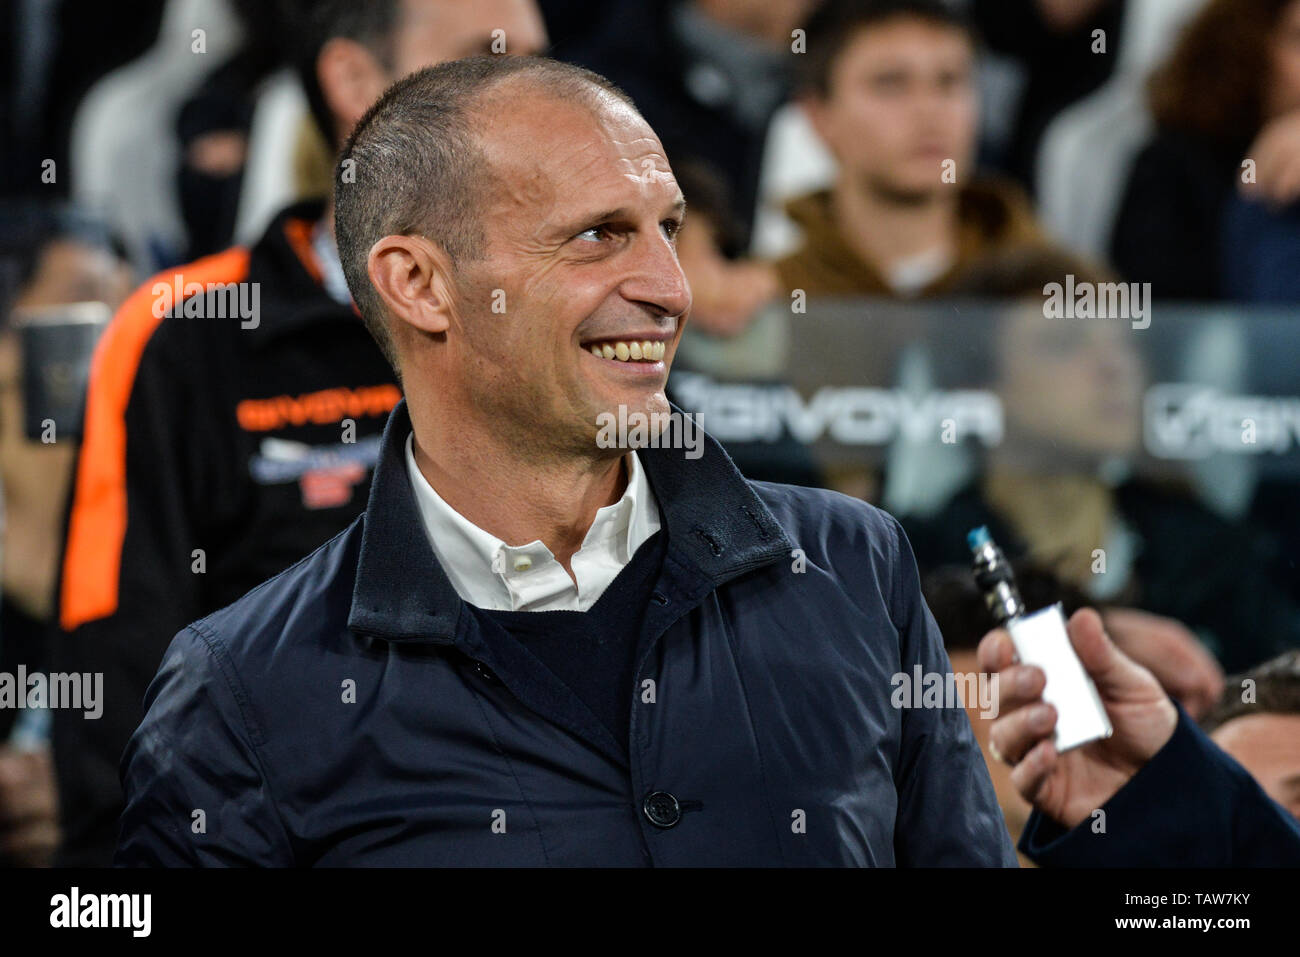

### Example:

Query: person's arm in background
xmin=1239 ymin=108 xmax=1300 ymax=209
xmin=888 ymin=516 xmax=1019 ymax=866
xmin=51 ymin=278 xmax=219 ymax=866
xmin=980 ymin=609 xmax=1300 ymax=865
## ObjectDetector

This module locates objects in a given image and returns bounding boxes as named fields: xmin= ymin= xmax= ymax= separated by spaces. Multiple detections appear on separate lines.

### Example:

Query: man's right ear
xmin=367 ymin=235 xmax=457 ymax=337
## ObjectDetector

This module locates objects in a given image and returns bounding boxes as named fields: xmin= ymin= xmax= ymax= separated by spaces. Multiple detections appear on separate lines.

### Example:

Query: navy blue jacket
xmin=116 ymin=399 xmax=1017 ymax=866
xmin=116 ymin=400 xmax=1300 ymax=867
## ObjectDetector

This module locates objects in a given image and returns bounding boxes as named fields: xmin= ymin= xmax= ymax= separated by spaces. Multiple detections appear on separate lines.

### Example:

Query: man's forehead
xmin=838 ymin=20 xmax=974 ymax=69
xmin=475 ymin=87 xmax=676 ymax=218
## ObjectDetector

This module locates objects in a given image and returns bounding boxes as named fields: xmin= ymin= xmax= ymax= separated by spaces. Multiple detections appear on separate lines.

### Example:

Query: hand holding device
xmin=968 ymin=526 xmax=1112 ymax=752
xmin=970 ymin=529 xmax=1179 ymax=829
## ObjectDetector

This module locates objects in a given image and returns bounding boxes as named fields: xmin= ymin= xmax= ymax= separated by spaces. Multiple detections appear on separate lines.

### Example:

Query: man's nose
xmin=620 ymin=232 xmax=692 ymax=319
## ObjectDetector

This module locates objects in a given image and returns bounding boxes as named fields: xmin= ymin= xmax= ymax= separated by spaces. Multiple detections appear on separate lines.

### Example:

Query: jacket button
xmin=474 ymin=661 xmax=497 ymax=682
xmin=642 ymin=790 xmax=681 ymax=828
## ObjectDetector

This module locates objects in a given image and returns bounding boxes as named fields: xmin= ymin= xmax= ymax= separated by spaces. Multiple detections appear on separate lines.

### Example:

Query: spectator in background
xmin=0 ymin=205 xmax=134 ymax=720
xmin=1111 ymin=0 xmax=1300 ymax=300
xmin=0 ymin=203 xmax=134 ymax=866
xmin=51 ymin=0 xmax=548 ymax=866
xmin=775 ymin=0 xmax=1060 ymax=300
xmin=1201 ymin=650 xmax=1300 ymax=821
xmin=704 ymin=0 xmax=1080 ymax=501
xmin=903 ymin=249 xmax=1300 ymax=674
xmin=670 ymin=0 xmax=1095 ymax=339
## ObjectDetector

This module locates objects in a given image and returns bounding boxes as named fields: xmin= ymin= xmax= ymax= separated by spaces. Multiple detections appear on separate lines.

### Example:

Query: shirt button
xmin=512 ymin=556 xmax=532 ymax=572
xmin=642 ymin=790 xmax=682 ymax=828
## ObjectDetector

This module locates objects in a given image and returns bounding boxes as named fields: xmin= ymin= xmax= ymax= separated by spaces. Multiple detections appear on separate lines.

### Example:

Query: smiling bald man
xmin=114 ymin=56 xmax=1016 ymax=866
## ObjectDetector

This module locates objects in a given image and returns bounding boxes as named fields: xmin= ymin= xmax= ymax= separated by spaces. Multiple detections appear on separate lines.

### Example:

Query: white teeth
xmin=587 ymin=339 xmax=666 ymax=362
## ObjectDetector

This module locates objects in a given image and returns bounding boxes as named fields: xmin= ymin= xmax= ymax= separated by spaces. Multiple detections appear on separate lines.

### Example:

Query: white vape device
xmin=968 ymin=527 xmax=1113 ymax=753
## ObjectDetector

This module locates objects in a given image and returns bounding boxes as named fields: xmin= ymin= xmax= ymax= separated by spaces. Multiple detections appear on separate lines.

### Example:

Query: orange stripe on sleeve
xmin=59 ymin=247 xmax=251 ymax=631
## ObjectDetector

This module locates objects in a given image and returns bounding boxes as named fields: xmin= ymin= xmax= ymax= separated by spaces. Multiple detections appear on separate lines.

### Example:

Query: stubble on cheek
xmin=455 ymin=273 xmax=579 ymax=450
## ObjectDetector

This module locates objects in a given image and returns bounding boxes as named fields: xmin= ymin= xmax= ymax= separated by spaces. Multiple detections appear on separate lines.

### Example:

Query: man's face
xmin=1211 ymin=713 xmax=1300 ymax=821
xmin=809 ymin=17 xmax=977 ymax=202
xmin=439 ymin=87 xmax=690 ymax=457
xmin=995 ymin=307 xmax=1144 ymax=458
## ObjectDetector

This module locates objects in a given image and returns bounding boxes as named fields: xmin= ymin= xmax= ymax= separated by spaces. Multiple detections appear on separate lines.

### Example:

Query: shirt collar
xmin=349 ymin=399 xmax=793 ymax=643
xmin=403 ymin=431 xmax=660 ymax=609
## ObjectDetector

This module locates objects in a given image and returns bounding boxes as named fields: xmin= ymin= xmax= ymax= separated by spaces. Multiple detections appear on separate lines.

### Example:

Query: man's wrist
xmin=1018 ymin=698 xmax=1200 ymax=865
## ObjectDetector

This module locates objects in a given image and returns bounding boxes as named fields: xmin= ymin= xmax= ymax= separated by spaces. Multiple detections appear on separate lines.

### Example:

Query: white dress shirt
xmin=404 ymin=432 xmax=662 ymax=611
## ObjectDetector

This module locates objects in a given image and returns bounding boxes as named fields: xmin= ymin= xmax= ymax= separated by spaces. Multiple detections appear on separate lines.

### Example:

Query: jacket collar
xmin=245 ymin=199 xmax=364 ymax=345
xmin=348 ymin=398 xmax=794 ymax=644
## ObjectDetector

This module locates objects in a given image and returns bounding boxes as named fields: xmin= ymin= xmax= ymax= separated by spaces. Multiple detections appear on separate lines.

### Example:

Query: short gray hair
xmin=334 ymin=56 xmax=638 ymax=373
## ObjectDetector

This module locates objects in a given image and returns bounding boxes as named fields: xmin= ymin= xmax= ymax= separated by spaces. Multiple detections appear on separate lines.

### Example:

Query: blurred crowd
xmin=1 ymin=0 xmax=1298 ymax=867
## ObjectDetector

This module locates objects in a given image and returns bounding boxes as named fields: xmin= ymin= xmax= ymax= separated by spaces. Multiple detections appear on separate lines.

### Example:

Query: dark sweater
xmin=469 ymin=529 xmax=669 ymax=755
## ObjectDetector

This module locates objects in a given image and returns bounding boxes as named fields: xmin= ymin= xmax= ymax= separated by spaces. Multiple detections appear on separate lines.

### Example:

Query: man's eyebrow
xmin=552 ymin=196 xmax=688 ymax=237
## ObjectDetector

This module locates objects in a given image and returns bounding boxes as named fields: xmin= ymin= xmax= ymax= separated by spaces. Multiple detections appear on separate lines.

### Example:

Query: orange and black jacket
xmin=52 ymin=200 xmax=401 ymax=865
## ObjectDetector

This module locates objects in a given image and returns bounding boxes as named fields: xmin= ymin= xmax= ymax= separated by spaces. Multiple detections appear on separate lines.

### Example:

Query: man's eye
xmin=574 ymin=222 xmax=680 ymax=244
